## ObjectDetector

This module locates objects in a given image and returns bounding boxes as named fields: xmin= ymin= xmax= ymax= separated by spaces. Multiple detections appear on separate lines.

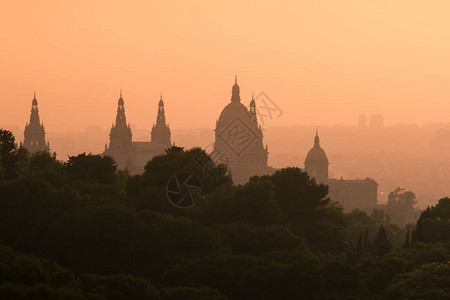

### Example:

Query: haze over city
xmin=1 ymin=2 xmax=450 ymax=299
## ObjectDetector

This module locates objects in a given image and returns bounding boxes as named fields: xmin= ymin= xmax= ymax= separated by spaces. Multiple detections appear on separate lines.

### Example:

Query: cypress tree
xmin=374 ymin=226 xmax=392 ymax=257
xmin=403 ymin=228 xmax=410 ymax=248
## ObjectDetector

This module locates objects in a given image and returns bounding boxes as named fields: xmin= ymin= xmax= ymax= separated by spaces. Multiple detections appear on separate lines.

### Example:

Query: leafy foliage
xmin=414 ymin=197 xmax=450 ymax=243
xmin=1 ymin=130 xmax=449 ymax=299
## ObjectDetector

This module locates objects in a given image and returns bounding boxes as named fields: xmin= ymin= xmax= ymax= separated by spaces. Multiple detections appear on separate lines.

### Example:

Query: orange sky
xmin=2 ymin=1 xmax=450 ymax=132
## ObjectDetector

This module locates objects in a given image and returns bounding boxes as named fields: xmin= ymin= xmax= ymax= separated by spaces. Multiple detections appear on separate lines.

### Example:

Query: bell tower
xmin=108 ymin=90 xmax=133 ymax=151
xmin=23 ymin=92 xmax=50 ymax=153
xmin=150 ymin=94 xmax=172 ymax=148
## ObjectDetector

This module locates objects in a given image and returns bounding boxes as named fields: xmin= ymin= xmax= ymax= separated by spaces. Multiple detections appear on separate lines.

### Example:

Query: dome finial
xmin=32 ymin=91 xmax=38 ymax=106
xmin=314 ymin=128 xmax=320 ymax=147
xmin=231 ymin=76 xmax=241 ymax=102
xmin=159 ymin=92 xmax=164 ymax=107
xmin=118 ymin=90 xmax=124 ymax=105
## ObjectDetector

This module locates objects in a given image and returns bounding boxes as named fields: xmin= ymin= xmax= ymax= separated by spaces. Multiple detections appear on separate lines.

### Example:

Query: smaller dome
xmin=159 ymin=99 xmax=164 ymax=106
xmin=118 ymin=96 xmax=124 ymax=106
xmin=305 ymin=131 xmax=328 ymax=162
xmin=32 ymin=98 xmax=38 ymax=106
xmin=306 ymin=146 xmax=328 ymax=161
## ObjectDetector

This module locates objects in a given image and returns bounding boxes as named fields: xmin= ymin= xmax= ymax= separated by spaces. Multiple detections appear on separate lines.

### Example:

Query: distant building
xmin=213 ymin=77 xmax=268 ymax=184
xmin=104 ymin=92 xmax=171 ymax=174
xmin=304 ymin=131 xmax=378 ymax=212
xmin=369 ymin=114 xmax=384 ymax=128
xmin=22 ymin=92 xmax=50 ymax=153
xmin=304 ymin=129 xmax=329 ymax=184
xmin=328 ymin=178 xmax=378 ymax=212
xmin=358 ymin=114 xmax=367 ymax=127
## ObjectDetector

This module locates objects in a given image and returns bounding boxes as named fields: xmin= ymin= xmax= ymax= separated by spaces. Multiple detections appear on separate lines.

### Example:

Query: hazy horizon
xmin=3 ymin=121 xmax=450 ymax=209
xmin=3 ymin=1 xmax=450 ymax=132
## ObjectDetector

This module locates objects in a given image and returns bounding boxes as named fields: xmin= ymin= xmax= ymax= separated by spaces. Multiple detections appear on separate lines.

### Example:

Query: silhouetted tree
xmin=403 ymin=229 xmax=410 ymax=249
xmin=0 ymin=129 xmax=18 ymax=179
xmin=65 ymin=153 xmax=117 ymax=184
xmin=165 ymin=145 xmax=185 ymax=153
xmin=414 ymin=197 xmax=450 ymax=243
xmin=374 ymin=226 xmax=392 ymax=257
xmin=269 ymin=167 xmax=347 ymax=251
xmin=384 ymin=187 xmax=419 ymax=226
xmin=386 ymin=262 xmax=450 ymax=299
xmin=357 ymin=233 xmax=363 ymax=253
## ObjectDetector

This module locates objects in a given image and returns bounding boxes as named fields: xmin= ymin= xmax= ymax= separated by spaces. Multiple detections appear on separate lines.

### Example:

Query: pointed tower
xmin=151 ymin=94 xmax=172 ymax=148
xmin=249 ymin=92 xmax=257 ymax=123
xmin=23 ymin=92 xmax=50 ymax=153
xmin=107 ymin=91 xmax=132 ymax=151
xmin=304 ymin=129 xmax=329 ymax=184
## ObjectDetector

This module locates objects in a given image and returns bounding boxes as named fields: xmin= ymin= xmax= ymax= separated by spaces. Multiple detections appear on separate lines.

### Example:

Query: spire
xmin=159 ymin=92 xmax=164 ymax=106
xmin=118 ymin=90 xmax=124 ymax=105
xmin=250 ymin=92 xmax=257 ymax=123
xmin=108 ymin=91 xmax=132 ymax=151
xmin=159 ymin=92 xmax=164 ymax=107
xmin=151 ymin=94 xmax=172 ymax=147
xmin=314 ymin=128 xmax=320 ymax=147
xmin=115 ymin=91 xmax=127 ymax=125
xmin=156 ymin=94 xmax=166 ymax=124
xmin=24 ymin=92 xmax=49 ymax=153
xmin=235 ymin=75 xmax=237 ymax=84
xmin=32 ymin=91 xmax=38 ymax=106
xmin=30 ymin=92 xmax=40 ymax=123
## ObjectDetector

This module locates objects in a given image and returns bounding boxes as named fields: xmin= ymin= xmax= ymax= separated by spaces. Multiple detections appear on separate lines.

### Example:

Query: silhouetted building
xmin=369 ymin=114 xmax=384 ymax=128
xmin=304 ymin=130 xmax=329 ymax=184
xmin=22 ymin=92 xmax=50 ymax=153
xmin=304 ymin=131 xmax=378 ymax=212
xmin=213 ymin=77 xmax=268 ymax=184
xmin=151 ymin=95 xmax=172 ymax=148
xmin=328 ymin=178 xmax=378 ymax=212
xmin=358 ymin=114 xmax=367 ymax=127
xmin=104 ymin=92 xmax=171 ymax=174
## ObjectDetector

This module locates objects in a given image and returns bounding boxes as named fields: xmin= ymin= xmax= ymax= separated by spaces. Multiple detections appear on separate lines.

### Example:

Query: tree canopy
xmin=1 ymin=130 xmax=449 ymax=299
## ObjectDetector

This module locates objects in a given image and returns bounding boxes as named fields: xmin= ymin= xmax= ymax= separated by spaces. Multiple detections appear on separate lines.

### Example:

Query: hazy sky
xmin=2 ymin=1 xmax=450 ymax=131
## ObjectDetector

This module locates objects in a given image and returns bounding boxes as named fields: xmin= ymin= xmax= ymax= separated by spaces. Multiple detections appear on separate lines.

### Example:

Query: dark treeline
xmin=0 ymin=129 xmax=449 ymax=299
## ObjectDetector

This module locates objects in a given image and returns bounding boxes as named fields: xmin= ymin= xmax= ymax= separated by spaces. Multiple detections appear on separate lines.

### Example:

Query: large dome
xmin=218 ymin=101 xmax=251 ymax=125
xmin=217 ymin=76 xmax=252 ymax=125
